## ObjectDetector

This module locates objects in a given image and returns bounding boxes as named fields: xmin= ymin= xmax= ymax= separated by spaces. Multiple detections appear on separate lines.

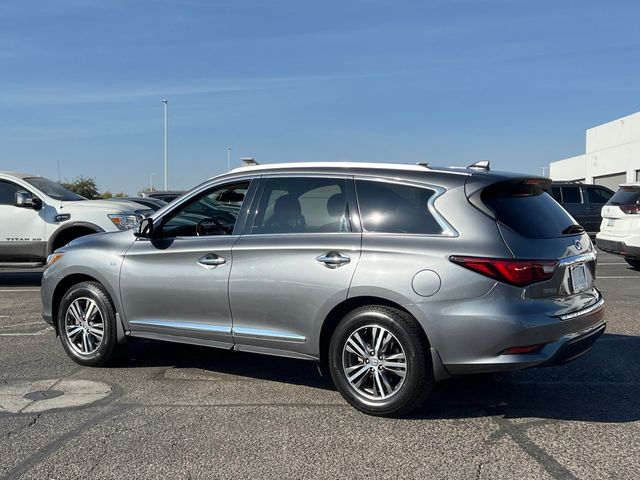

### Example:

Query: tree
xmin=60 ymin=176 xmax=99 ymax=199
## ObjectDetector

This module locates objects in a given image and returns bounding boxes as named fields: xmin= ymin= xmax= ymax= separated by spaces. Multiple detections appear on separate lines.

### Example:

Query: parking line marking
xmin=0 ymin=321 xmax=43 ymax=329
xmin=0 ymin=327 xmax=52 ymax=336
xmin=597 ymin=276 xmax=640 ymax=279
xmin=598 ymin=262 xmax=628 ymax=265
xmin=0 ymin=288 xmax=40 ymax=292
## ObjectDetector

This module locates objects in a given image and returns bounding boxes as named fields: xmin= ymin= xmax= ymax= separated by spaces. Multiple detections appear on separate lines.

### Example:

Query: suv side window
xmin=159 ymin=182 xmax=250 ymax=237
xmin=587 ymin=187 xmax=613 ymax=204
xmin=551 ymin=187 xmax=562 ymax=202
xmin=355 ymin=180 xmax=443 ymax=234
xmin=560 ymin=186 xmax=581 ymax=203
xmin=252 ymin=177 xmax=350 ymax=234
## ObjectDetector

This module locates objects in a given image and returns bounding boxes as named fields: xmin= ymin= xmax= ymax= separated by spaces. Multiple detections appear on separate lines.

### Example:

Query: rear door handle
xmin=198 ymin=253 xmax=226 ymax=268
xmin=316 ymin=251 xmax=351 ymax=268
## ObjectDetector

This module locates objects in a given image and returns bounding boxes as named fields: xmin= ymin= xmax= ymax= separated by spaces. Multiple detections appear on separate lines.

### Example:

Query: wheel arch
xmin=318 ymin=296 xmax=431 ymax=373
xmin=48 ymin=222 xmax=104 ymax=255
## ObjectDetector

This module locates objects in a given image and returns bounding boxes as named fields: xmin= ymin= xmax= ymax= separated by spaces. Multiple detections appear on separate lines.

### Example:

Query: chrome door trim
xmin=129 ymin=319 xmax=232 ymax=334
xmin=232 ymin=326 xmax=306 ymax=343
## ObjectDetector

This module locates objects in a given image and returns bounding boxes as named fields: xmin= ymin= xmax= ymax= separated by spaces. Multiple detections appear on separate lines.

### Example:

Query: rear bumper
xmin=596 ymin=238 xmax=640 ymax=259
xmin=442 ymin=296 xmax=605 ymax=375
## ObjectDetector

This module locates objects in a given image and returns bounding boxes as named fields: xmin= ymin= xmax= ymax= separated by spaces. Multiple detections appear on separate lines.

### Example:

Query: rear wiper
xmin=562 ymin=224 xmax=585 ymax=235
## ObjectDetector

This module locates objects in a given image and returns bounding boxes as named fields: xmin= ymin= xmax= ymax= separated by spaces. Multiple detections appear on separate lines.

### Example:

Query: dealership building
xmin=550 ymin=111 xmax=640 ymax=190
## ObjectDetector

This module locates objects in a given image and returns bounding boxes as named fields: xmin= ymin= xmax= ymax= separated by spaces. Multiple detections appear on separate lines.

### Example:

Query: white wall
xmin=550 ymin=111 xmax=640 ymax=185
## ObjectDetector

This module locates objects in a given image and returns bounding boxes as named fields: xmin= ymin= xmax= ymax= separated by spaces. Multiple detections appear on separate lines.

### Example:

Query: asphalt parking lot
xmin=0 ymin=251 xmax=638 ymax=479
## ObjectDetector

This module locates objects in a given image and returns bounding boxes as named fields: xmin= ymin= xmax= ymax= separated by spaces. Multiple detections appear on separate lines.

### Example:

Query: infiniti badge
xmin=575 ymin=241 xmax=583 ymax=251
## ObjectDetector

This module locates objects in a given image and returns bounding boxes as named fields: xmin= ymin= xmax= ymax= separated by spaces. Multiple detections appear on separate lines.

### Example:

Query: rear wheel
xmin=624 ymin=257 xmax=640 ymax=270
xmin=328 ymin=305 xmax=434 ymax=417
xmin=57 ymin=281 xmax=119 ymax=366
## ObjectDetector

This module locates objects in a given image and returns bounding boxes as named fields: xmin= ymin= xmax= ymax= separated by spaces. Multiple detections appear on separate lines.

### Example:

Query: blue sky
xmin=1 ymin=0 xmax=639 ymax=194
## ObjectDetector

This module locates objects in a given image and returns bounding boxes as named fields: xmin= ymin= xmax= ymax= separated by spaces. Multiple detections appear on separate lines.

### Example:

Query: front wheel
xmin=624 ymin=257 xmax=640 ymax=270
xmin=328 ymin=306 xmax=434 ymax=417
xmin=57 ymin=281 xmax=119 ymax=366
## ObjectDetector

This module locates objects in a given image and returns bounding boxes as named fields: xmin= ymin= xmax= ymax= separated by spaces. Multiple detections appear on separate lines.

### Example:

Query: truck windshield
xmin=24 ymin=177 xmax=86 ymax=201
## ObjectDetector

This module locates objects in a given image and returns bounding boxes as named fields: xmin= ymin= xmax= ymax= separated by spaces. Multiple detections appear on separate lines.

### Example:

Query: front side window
xmin=159 ymin=182 xmax=250 ymax=237
xmin=355 ymin=180 xmax=443 ymax=234
xmin=0 ymin=180 xmax=30 ymax=205
xmin=252 ymin=177 xmax=350 ymax=234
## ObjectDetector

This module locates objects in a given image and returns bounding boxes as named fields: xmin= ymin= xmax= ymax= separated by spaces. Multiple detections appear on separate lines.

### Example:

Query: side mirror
xmin=134 ymin=217 xmax=154 ymax=238
xmin=15 ymin=192 xmax=42 ymax=211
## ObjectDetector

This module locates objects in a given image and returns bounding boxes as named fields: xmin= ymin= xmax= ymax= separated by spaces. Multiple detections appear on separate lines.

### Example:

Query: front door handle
xmin=316 ymin=251 xmax=351 ymax=268
xmin=198 ymin=253 xmax=226 ymax=268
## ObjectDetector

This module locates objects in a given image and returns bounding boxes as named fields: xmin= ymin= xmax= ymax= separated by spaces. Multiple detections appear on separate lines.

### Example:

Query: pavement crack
xmin=4 ymin=413 xmax=42 ymax=438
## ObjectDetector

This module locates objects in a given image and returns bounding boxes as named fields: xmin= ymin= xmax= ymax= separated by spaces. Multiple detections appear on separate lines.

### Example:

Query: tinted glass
xmin=24 ymin=177 xmax=84 ymax=201
xmin=561 ymin=186 xmax=581 ymax=203
xmin=161 ymin=182 xmax=249 ymax=237
xmin=253 ymin=177 xmax=350 ymax=234
xmin=607 ymin=187 xmax=640 ymax=206
xmin=482 ymin=181 xmax=578 ymax=239
xmin=0 ymin=180 xmax=19 ymax=205
xmin=587 ymin=187 xmax=613 ymax=204
xmin=551 ymin=187 xmax=562 ymax=202
xmin=356 ymin=180 xmax=442 ymax=234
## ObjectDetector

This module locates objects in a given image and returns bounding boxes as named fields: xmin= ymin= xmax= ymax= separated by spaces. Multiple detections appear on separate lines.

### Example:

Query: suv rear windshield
xmin=607 ymin=186 xmax=640 ymax=206
xmin=482 ymin=180 xmax=579 ymax=239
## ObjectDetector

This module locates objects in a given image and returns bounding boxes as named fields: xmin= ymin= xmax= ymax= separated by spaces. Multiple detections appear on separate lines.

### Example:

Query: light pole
xmin=149 ymin=173 xmax=156 ymax=192
xmin=227 ymin=146 xmax=231 ymax=172
xmin=162 ymin=99 xmax=168 ymax=190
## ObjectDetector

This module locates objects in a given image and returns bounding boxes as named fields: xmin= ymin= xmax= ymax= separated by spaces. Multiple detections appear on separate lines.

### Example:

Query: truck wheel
xmin=57 ymin=281 xmax=119 ymax=366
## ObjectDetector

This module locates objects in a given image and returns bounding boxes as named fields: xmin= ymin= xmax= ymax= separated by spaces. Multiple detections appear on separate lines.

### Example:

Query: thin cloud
xmin=0 ymin=73 xmax=387 ymax=105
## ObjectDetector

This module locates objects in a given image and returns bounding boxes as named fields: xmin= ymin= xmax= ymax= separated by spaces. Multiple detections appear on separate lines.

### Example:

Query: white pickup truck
xmin=0 ymin=171 xmax=152 ymax=267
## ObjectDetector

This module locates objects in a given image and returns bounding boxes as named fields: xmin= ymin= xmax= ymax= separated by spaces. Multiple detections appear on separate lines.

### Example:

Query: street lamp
xmin=149 ymin=173 xmax=157 ymax=192
xmin=162 ymin=99 xmax=168 ymax=190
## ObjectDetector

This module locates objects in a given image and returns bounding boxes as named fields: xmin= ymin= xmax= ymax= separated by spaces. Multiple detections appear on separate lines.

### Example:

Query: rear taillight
xmin=449 ymin=256 xmax=557 ymax=287
xmin=619 ymin=204 xmax=640 ymax=214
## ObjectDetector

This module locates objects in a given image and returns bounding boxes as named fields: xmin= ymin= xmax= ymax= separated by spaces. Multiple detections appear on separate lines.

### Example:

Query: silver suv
xmin=41 ymin=162 xmax=605 ymax=417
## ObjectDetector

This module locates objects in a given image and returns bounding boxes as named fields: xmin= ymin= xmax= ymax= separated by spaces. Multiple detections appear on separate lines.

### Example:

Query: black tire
xmin=328 ymin=305 xmax=434 ymax=417
xmin=57 ymin=281 xmax=119 ymax=366
xmin=624 ymin=257 xmax=640 ymax=270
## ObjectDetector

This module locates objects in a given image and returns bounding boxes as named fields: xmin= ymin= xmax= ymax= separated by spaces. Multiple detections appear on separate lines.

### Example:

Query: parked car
xmin=0 ymin=171 xmax=150 ymax=267
xmin=109 ymin=197 xmax=168 ymax=211
xmin=548 ymin=182 xmax=614 ymax=236
xmin=41 ymin=162 xmax=605 ymax=417
xmin=596 ymin=182 xmax=640 ymax=269
xmin=142 ymin=190 xmax=185 ymax=203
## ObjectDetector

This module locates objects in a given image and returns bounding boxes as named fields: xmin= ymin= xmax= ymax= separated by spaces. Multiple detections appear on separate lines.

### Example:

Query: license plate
xmin=607 ymin=218 xmax=616 ymax=227
xmin=570 ymin=264 xmax=588 ymax=292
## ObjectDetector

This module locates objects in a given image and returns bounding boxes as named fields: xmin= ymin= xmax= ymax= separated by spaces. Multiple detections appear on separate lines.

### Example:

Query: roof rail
xmin=467 ymin=160 xmax=490 ymax=171
xmin=241 ymin=157 xmax=259 ymax=167
xmin=416 ymin=162 xmax=430 ymax=168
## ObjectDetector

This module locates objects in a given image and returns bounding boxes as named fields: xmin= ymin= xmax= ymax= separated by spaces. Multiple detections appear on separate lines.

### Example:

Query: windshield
xmin=24 ymin=177 xmax=85 ymax=201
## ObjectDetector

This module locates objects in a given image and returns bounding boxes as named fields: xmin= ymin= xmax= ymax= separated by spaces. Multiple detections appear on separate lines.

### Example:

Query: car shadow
xmin=112 ymin=332 xmax=640 ymax=423
xmin=0 ymin=270 xmax=43 ymax=286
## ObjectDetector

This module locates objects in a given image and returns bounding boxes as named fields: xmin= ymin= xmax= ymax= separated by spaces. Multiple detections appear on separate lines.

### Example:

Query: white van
xmin=0 ymin=171 xmax=151 ymax=266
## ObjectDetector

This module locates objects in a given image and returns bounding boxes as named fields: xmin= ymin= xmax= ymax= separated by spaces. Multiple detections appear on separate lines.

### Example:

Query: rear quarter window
xmin=355 ymin=180 xmax=443 ymax=234
xmin=482 ymin=180 xmax=578 ymax=239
